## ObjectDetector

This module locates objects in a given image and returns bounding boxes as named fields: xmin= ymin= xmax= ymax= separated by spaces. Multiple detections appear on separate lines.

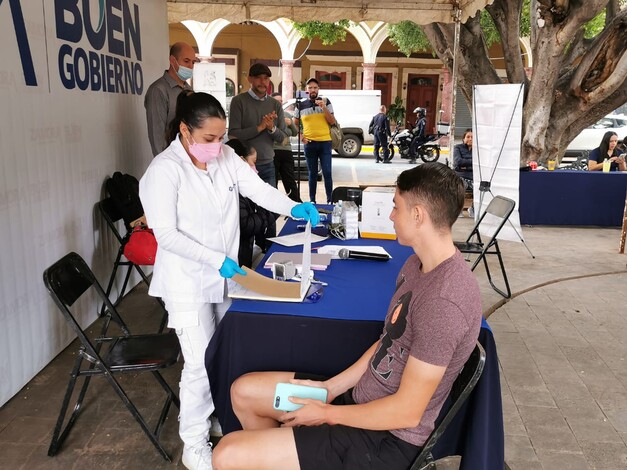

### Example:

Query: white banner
xmin=472 ymin=83 xmax=525 ymax=243
xmin=0 ymin=0 xmax=168 ymax=406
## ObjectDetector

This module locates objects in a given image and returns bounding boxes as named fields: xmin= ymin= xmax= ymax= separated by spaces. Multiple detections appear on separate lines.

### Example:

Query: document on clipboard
xmin=229 ymin=223 xmax=313 ymax=302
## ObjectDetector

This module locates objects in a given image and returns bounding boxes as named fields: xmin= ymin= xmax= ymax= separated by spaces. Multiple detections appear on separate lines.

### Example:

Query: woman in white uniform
xmin=139 ymin=92 xmax=319 ymax=470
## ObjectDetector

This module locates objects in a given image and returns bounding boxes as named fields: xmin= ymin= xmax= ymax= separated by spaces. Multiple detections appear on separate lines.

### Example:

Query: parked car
xmin=566 ymin=114 xmax=627 ymax=152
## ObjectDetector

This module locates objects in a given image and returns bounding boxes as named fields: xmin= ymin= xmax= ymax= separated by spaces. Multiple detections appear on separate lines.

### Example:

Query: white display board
xmin=193 ymin=62 xmax=227 ymax=113
xmin=0 ymin=0 xmax=168 ymax=406
xmin=472 ymin=84 xmax=525 ymax=242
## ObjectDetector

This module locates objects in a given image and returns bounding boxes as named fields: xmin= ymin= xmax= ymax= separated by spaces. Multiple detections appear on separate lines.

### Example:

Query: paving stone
xmin=565 ymin=416 xmax=623 ymax=443
xmin=579 ymin=440 xmax=627 ymax=469
xmin=504 ymin=434 xmax=539 ymax=462
xmin=534 ymin=449 xmax=591 ymax=470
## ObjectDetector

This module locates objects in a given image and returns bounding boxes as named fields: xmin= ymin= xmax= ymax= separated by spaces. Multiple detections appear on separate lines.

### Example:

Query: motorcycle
xmin=389 ymin=121 xmax=442 ymax=163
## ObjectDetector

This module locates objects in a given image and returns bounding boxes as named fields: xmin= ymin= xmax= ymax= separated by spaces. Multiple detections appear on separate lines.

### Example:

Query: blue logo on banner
xmin=54 ymin=0 xmax=144 ymax=95
xmin=1 ymin=0 xmax=38 ymax=86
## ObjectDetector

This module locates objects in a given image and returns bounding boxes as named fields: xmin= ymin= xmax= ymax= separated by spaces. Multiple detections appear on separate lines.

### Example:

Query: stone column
xmin=281 ymin=60 xmax=295 ymax=100
xmin=440 ymin=66 xmax=452 ymax=124
xmin=362 ymin=63 xmax=376 ymax=90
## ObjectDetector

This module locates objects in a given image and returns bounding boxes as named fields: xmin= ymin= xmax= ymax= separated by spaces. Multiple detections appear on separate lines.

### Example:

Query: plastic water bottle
xmin=331 ymin=201 xmax=343 ymax=226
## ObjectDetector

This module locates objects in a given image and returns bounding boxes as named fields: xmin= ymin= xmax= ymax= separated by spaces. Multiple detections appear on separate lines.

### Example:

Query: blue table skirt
xmin=519 ymin=170 xmax=627 ymax=226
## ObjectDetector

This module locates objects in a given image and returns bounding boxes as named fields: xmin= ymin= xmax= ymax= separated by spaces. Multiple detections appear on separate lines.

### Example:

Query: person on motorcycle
xmin=409 ymin=107 xmax=427 ymax=164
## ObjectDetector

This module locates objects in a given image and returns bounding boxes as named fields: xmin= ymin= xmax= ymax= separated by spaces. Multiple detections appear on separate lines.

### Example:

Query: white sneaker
xmin=182 ymin=442 xmax=213 ymax=470
xmin=209 ymin=415 xmax=223 ymax=437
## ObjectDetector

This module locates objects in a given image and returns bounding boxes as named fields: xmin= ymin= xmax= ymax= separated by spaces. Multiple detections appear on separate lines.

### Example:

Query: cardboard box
xmin=359 ymin=186 xmax=397 ymax=240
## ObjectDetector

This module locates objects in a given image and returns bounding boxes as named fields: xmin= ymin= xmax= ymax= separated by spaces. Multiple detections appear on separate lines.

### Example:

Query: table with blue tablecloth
xmin=205 ymin=218 xmax=504 ymax=469
xmin=519 ymin=170 xmax=627 ymax=226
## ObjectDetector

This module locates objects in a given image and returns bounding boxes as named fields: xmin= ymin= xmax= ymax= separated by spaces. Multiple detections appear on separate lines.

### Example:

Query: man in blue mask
xmin=145 ymin=42 xmax=197 ymax=156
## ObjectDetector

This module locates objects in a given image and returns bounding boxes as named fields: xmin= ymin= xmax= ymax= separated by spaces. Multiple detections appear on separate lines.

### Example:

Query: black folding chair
xmin=43 ymin=252 xmax=180 ymax=461
xmin=331 ymin=186 xmax=362 ymax=206
xmin=454 ymin=196 xmax=516 ymax=298
xmin=99 ymin=197 xmax=168 ymax=332
xmin=410 ymin=342 xmax=486 ymax=470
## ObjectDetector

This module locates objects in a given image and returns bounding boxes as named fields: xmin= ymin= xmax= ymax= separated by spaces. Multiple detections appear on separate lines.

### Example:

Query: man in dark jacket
xmin=369 ymin=105 xmax=392 ymax=163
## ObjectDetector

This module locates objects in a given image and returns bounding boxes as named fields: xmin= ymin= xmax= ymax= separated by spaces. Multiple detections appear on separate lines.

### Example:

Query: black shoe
xmin=375 ymin=159 xmax=382 ymax=163
xmin=383 ymin=159 xmax=392 ymax=164
xmin=409 ymin=159 xmax=416 ymax=164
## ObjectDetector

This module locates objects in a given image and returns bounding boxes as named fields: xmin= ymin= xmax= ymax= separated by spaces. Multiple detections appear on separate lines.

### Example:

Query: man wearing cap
xmin=293 ymin=78 xmax=335 ymax=204
xmin=228 ymin=63 xmax=287 ymax=188
xmin=229 ymin=63 xmax=288 ymax=248
xmin=144 ymin=42 xmax=196 ymax=156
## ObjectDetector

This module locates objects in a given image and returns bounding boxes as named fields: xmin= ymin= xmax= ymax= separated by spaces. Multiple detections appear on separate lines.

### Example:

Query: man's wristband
xmin=268 ymin=126 xmax=277 ymax=134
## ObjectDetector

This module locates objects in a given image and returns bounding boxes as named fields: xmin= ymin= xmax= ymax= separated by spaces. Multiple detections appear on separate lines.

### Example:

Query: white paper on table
xmin=317 ymin=245 xmax=392 ymax=259
xmin=266 ymin=230 xmax=328 ymax=247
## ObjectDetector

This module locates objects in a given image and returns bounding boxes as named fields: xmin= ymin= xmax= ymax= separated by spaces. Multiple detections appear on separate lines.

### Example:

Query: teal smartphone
xmin=273 ymin=383 xmax=328 ymax=412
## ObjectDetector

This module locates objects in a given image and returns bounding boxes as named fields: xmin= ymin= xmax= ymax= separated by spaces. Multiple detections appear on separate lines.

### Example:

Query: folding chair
xmin=454 ymin=196 xmax=516 ymax=298
xmin=99 ymin=197 xmax=168 ymax=332
xmin=410 ymin=342 xmax=486 ymax=470
xmin=43 ymin=252 xmax=180 ymax=461
xmin=331 ymin=186 xmax=362 ymax=206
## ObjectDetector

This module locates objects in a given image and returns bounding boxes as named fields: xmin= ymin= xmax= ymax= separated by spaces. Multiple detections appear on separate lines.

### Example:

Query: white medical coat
xmin=139 ymin=136 xmax=296 ymax=304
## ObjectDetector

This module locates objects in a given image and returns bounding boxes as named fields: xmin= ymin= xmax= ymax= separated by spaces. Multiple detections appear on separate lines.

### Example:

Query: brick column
xmin=281 ymin=60 xmax=295 ymax=100
xmin=362 ymin=63 xmax=376 ymax=90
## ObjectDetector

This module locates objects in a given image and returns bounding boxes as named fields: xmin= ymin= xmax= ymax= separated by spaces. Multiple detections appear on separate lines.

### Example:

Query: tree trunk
xmin=426 ymin=0 xmax=627 ymax=165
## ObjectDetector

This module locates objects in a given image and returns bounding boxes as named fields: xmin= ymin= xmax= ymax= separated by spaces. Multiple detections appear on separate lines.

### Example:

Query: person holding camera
xmin=292 ymin=78 xmax=336 ymax=204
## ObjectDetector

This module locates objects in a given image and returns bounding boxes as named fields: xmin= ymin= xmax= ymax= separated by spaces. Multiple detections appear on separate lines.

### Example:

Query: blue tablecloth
xmin=519 ymin=170 xmax=627 ymax=226
xmin=206 ymin=218 xmax=504 ymax=469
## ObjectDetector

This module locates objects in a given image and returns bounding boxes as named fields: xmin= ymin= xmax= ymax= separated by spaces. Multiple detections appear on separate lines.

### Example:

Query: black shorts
xmin=292 ymin=374 xmax=421 ymax=470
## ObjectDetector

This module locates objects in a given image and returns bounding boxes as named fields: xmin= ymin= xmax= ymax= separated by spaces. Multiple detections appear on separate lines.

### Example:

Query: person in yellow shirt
xmin=293 ymin=78 xmax=336 ymax=203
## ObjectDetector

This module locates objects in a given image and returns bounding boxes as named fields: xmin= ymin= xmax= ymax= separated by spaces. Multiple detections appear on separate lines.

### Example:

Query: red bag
xmin=124 ymin=225 xmax=157 ymax=265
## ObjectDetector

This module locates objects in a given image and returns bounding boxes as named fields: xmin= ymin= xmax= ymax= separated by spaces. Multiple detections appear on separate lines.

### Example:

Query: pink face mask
xmin=186 ymin=135 xmax=222 ymax=163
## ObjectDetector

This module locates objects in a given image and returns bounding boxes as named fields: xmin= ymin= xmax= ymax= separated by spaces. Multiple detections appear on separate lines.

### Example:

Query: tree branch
xmin=486 ymin=0 xmax=528 ymax=85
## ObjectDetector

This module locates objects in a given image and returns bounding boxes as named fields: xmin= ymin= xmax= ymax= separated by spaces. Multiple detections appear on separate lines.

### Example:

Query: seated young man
xmin=212 ymin=163 xmax=482 ymax=470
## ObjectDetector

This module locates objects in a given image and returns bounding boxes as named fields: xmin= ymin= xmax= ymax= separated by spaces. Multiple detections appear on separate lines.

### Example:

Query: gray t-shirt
xmin=352 ymin=250 xmax=482 ymax=446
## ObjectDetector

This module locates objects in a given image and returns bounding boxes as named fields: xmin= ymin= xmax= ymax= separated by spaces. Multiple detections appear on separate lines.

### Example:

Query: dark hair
xmin=306 ymin=78 xmax=319 ymax=86
xmin=225 ymin=138 xmax=252 ymax=158
xmin=271 ymin=92 xmax=281 ymax=98
xmin=166 ymin=91 xmax=226 ymax=143
xmin=599 ymin=131 xmax=618 ymax=156
xmin=462 ymin=129 xmax=472 ymax=140
xmin=396 ymin=163 xmax=464 ymax=230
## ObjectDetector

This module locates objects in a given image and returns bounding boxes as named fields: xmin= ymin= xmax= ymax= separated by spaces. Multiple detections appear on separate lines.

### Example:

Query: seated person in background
xmin=588 ymin=131 xmax=626 ymax=171
xmin=212 ymin=163 xmax=482 ymax=470
xmin=225 ymin=139 xmax=275 ymax=268
xmin=453 ymin=129 xmax=473 ymax=185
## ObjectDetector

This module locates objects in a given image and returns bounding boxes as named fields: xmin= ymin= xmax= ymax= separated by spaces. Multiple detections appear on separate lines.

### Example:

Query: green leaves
xmin=387 ymin=21 xmax=430 ymax=57
xmin=292 ymin=20 xmax=351 ymax=45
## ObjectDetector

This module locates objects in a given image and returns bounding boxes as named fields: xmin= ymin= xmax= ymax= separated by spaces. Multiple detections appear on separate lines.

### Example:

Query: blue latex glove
xmin=291 ymin=202 xmax=320 ymax=227
xmin=219 ymin=257 xmax=246 ymax=278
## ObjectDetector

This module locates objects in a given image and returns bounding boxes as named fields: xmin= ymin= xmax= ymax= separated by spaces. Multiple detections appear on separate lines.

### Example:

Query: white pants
xmin=164 ymin=298 xmax=231 ymax=448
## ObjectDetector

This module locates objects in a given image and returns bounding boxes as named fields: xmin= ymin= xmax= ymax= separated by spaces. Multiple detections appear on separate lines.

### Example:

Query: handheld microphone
xmin=338 ymin=248 xmax=390 ymax=262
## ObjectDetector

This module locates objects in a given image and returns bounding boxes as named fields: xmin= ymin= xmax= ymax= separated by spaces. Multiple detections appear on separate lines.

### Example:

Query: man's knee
xmin=213 ymin=432 xmax=245 ymax=469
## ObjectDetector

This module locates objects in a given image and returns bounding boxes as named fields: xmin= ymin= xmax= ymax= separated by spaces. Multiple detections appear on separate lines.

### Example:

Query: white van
xmin=284 ymin=89 xmax=382 ymax=158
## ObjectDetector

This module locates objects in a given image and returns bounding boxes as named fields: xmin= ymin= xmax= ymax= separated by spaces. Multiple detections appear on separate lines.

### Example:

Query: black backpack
xmin=105 ymin=172 xmax=144 ymax=228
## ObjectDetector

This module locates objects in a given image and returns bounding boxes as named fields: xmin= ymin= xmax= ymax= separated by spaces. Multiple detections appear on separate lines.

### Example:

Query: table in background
xmin=519 ymin=170 xmax=627 ymax=226
xmin=205 ymin=218 xmax=504 ymax=469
